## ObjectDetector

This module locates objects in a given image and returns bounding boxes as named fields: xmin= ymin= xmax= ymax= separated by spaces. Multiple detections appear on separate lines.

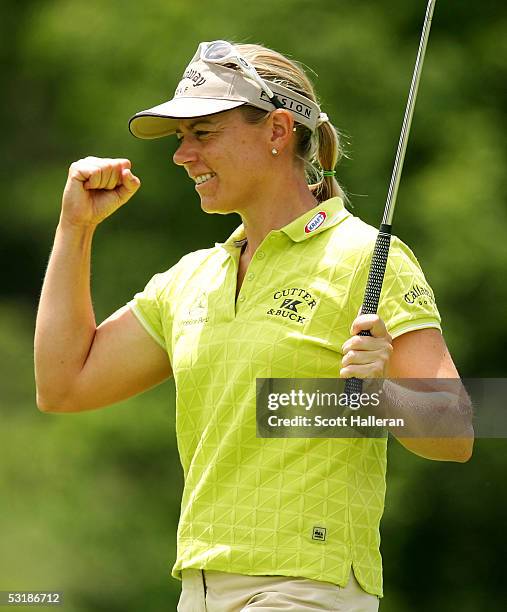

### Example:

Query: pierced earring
xmin=271 ymin=148 xmax=278 ymax=156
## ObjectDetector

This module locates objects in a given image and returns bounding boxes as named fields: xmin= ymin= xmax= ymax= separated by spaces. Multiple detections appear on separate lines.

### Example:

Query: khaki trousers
xmin=177 ymin=568 xmax=380 ymax=611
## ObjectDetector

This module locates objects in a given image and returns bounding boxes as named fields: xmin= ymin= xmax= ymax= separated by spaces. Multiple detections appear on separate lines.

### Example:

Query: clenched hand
xmin=61 ymin=156 xmax=140 ymax=228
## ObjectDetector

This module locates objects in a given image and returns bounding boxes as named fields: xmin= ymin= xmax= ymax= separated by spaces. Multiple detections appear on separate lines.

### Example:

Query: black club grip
xmin=344 ymin=224 xmax=392 ymax=400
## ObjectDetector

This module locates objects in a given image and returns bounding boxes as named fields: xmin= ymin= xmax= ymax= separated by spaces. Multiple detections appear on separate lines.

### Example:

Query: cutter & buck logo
xmin=305 ymin=211 xmax=327 ymax=233
xmin=267 ymin=287 xmax=318 ymax=324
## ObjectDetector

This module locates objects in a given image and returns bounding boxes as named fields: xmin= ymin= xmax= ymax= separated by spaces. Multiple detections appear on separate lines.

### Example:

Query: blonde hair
xmin=233 ymin=42 xmax=348 ymax=204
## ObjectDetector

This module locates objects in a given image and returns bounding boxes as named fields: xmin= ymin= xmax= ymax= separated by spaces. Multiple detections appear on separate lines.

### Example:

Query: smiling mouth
xmin=194 ymin=172 xmax=216 ymax=186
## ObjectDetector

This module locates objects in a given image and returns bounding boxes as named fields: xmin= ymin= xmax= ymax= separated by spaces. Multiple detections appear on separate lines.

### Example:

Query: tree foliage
xmin=1 ymin=0 xmax=506 ymax=609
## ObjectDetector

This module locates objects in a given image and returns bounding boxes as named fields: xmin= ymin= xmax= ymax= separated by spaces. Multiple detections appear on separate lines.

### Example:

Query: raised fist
xmin=61 ymin=156 xmax=141 ymax=228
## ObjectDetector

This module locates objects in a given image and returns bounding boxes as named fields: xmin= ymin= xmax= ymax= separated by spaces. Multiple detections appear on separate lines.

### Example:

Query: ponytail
xmin=309 ymin=120 xmax=348 ymax=204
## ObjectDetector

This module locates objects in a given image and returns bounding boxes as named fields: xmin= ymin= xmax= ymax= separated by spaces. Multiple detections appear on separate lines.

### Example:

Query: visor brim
xmin=129 ymin=97 xmax=246 ymax=139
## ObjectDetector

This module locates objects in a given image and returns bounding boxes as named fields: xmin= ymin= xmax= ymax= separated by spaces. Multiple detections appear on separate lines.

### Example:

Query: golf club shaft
xmin=345 ymin=0 xmax=437 ymax=400
xmin=384 ymin=0 xmax=436 ymax=225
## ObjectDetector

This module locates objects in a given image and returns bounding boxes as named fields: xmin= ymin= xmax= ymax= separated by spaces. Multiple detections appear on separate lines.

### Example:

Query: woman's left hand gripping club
xmin=340 ymin=314 xmax=393 ymax=379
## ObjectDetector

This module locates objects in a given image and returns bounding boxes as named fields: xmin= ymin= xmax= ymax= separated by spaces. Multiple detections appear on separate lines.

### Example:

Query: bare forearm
xmin=34 ymin=220 xmax=98 ymax=408
xmin=34 ymin=157 xmax=141 ymax=411
xmin=377 ymin=380 xmax=474 ymax=462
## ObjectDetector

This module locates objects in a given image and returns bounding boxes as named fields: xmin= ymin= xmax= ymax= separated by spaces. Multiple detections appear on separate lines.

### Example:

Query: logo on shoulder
xmin=404 ymin=283 xmax=434 ymax=306
xmin=305 ymin=211 xmax=327 ymax=234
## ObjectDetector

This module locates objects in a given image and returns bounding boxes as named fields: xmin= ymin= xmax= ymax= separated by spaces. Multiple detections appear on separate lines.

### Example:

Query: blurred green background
xmin=1 ymin=0 xmax=506 ymax=609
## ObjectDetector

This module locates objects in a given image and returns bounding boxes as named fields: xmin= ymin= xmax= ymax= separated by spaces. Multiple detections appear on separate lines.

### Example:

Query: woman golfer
xmin=35 ymin=41 xmax=472 ymax=611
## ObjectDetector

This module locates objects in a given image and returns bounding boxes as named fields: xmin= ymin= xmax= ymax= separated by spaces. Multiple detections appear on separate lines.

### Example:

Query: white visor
xmin=129 ymin=54 xmax=322 ymax=139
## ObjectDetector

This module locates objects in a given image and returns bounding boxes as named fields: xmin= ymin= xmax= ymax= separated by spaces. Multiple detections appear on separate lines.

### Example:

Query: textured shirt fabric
xmin=127 ymin=197 xmax=441 ymax=598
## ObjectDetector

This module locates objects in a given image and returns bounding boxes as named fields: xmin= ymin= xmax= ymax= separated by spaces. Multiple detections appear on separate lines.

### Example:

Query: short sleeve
xmin=378 ymin=236 xmax=442 ymax=338
xmin=127 ymin=272 xmax=170 ymax=350
xmin=351 ymin=235 xmax=442 ymax=339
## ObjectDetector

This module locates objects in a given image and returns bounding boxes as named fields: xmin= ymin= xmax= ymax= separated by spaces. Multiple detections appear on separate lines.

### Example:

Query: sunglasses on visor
xmin=197 ymin=40 xmax=285 ymax=110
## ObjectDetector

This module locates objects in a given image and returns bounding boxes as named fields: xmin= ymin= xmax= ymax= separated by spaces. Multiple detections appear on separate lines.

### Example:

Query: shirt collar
xmin=216 ymin=224 xmax=248 ymax=255
xmin=217 ymin=197 xmax=350 ymax=253
xmin=281 ymin=197 xmax=350 ymax=242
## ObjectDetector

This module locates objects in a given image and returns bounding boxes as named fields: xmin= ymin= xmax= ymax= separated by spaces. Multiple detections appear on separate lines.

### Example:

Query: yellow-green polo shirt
xmin=128 ymin=197 xmax=441 ymax=597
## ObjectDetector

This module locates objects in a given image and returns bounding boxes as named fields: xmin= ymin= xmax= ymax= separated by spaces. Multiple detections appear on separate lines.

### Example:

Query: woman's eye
xmin=175 ymin=131 xmax=211 ymax=143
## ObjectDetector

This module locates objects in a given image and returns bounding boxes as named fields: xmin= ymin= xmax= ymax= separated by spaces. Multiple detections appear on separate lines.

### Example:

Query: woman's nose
xmin=173 ymin=138 xmax=198 ymax=167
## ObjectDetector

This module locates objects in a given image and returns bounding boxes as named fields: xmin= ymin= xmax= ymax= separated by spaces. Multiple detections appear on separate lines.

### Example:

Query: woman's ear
xmin=269 ymin=109 xmax=295 ymax=153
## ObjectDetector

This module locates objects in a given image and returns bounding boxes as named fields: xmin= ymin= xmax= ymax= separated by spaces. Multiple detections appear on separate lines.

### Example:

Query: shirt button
xmin=247 ymin=272 xmax=255 ymax=281
xmin=257 ymin=251 xmax=265 ymax=260
xmin=238 ymin=296 xmax=245 ymax=302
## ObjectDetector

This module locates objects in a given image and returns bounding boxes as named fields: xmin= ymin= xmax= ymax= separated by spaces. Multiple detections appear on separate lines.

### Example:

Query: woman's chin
xmin=199 ymin=197 xmax=235 ymax=215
